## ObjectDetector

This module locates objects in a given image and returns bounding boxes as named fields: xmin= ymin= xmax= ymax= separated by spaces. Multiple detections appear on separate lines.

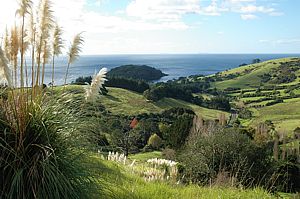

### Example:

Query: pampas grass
xmin=85 ymin=67 xmax=107 ymax=101
xmin=51 ymin=23 xmax=63 ymax=86
xmin=3 ymin=28 xmax=11 ymax=62
xmin=41 ymin=40 xmax=51 ymax=84
xmin=0 ymin=0 xmax=103 ymax=198
xmin=10 ymin=25 xmax=20 ymax=87
xmin=35 ymin=0 xmax=53 ymax=86
xmin=16 ymin=0 xmax=33 ymax=88
xmin=0 ymin=48 xmax=12 ymax=87
xmin=64 ymin=32 xmax=84 ymax=85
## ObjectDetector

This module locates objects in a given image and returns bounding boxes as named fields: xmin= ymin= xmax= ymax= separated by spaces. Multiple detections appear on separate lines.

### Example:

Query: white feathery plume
xmin=85 ymin=67 xmax=107 ymax=101
xmin=64 ymin=32 xmax=84 ymax=85
xmin=0 ymin=48 xmax=13 ymax=87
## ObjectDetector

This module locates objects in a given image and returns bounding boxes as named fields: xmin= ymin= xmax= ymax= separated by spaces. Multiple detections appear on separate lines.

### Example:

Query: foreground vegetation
xmin=94 ymin=153 xmax=279 ymax=199
xmin=0 ymin=0 xmax=299 ymax=198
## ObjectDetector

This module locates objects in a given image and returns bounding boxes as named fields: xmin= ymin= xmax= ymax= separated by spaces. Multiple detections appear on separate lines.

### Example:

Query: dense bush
xmin=73 ymin=75 xmax=92 ymax=85
xmin=147 ymin=134 xmax=163 ymax=149
xmin=162 ymin=148 xmax=176 ymax=160
xmin=161 ymin=114 xmax=194 ymax=149
xmin=178 ymin=125 xmax=300 ymax=192
xmin=204 ymin=96 xmax=231 ymax=111
xmin=144 ymin=82 xmax=230 ymax=111
xmin=106 ymin=77 xmax=149 ymax=93
xmin=178 ymin=128 xmax=274 ymax=187
xmin=107 ymin=65 xmax=166 ymax=81
xmin=265 ymin=99 xmax=284 ymax=106
xmin=144 ymin=83 xmax=203 ymax=104
xmin=238 ymin=108 xmax=253 ymax=119
xmin=73 ymin=76 xmax=150 ymax=93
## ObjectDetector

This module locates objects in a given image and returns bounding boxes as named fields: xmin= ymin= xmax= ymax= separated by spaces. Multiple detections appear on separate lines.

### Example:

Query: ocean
xmin=41 ymin=54 xmax=300 ymax=85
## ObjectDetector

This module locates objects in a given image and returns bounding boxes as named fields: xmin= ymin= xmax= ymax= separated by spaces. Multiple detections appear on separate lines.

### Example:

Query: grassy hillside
xmin=209 ymin=57 xmax=300 ymax=132
xmin=101 ymin=87 xmax=229 ymax=119
xmin=250 ymin=98 xmax=300 ymax=132
xmin=214 ymin=57 xmax=300 ymax=90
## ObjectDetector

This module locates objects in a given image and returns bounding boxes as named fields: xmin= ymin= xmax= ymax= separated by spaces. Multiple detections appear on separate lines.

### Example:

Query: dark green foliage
xmin=271 ymin=72 xmax=296 ymax=84
xmin=178 ymin=128 xmax=274 ymax=187
xmin=0 ymin=100 xmax=103 ymax=199
xmin=144 ymin=81 xmax=230 ymax=111
xmin=106 ymin=77 xmax=149 ymax=93
xmin=205 ymin=96 xmax=231 ymax=111
xmin=161 ymin=114 xmax=194 ymax=149
xmin=73 ymin=76 xmax=150 ymax=93
xmin=260 ymin=73 xmax=272 ymax=83
xmin=107 ymin=65 xmax=167 ymax=81
xmin=294 ymin=127 xmax=300 ymax=139
xmin=143 ymin=82 xmax=205 ymax=105
xmin=73 ymin=76 xmax=92 ymax=85
xmin=101 ymin=115 xmax=158 ymax=154
xmin=274 ymin=157 xmax=300 ymax=193
xmin=252 ymin=58 xmax=261 ymax=64
xmin=73 ymin=75 xmax=108 ymax=95
xmin=238 ymin=108 xmax=253 ymax=119
xmin=161 ymin=107 xmax=195 ymax=119
xmin=265 ymin=99 xmax=284 ymax=106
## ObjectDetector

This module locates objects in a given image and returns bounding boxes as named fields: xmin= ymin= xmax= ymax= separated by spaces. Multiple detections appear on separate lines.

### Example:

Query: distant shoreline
xmin=30 ymin=54 xmax=300 ymax=86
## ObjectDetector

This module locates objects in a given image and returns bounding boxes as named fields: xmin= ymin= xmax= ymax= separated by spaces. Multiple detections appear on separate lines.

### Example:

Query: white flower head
xmin=85 ymin=67 xmax=108 ymax=101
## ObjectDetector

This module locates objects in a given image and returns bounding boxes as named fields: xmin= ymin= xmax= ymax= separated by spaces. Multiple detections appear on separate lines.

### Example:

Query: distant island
xmin=107 ymin=65 xmax=167 ymax=81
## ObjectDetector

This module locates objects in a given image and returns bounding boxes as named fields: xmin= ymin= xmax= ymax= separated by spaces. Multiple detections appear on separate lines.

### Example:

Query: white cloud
xmin=201 ymin=0 xmax=223 ymax=16
xmin=0 ymin=0 xmax=288 ymax=54
xmin=241 ymin=14 xmax=258 ymax=20
xmin=239 ymin=5 xmax=275 ymax=13
xmin=0 ymin=0 xmax=189 ymax=55
xmin=126 ymin=0 xmax=201 ymax=22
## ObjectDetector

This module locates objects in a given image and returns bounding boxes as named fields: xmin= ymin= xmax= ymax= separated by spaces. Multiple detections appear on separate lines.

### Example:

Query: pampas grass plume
xmin=68 ymin=32 xmax=84 ymax=64
xmin=64 ymin=32 xmax=84 ymax=85
xmin=85 ymin=67 xmax=107 ymax=101
xmin=0 ymin=48 xmax=12 ymax=87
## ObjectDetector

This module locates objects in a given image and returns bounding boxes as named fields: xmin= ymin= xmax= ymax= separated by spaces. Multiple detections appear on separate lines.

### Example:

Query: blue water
xmin=42 ymin=54 xmax=300 ymax=85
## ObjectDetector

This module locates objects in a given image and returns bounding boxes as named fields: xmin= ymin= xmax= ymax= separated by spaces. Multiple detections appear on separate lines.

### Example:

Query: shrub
xmin=148 ymin=134 xmax=163 ymax=149
xmin=178 ymin=128 xmax=274 ymax=187
xmin=238 ymin=108 xmax=253 ymax=119
xmin=0 ymin=98 xmax=102 ymax=199
xmin=105 ymin=77 xmax=150 ymax=93
xmin=161 ymin=114 xmax=194 ymax=149
xmin=265 ymin=99 xmax=284 ymax=106
xmin=162 ymin=148 xmax=176 ymax=160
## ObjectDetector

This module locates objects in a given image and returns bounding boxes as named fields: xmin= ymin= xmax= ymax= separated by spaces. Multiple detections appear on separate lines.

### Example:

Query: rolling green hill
xmin=213 ymin=57 xmax=300 ymax=89
xmin=211 ymin=57 xmax=300 ymax=132
xmin=101 ymin=87 xmax=229 ymax=119
xmin=58 ymin=86 xmax=229 ymax=120
xmin=249 ymin=98 xmax=300 ymax=132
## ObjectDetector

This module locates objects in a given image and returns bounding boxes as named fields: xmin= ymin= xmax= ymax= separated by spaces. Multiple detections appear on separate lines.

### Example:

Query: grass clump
xmin=0 ymin=96 xmax=103 ymax=198
xmin=0 ymin=0 xmax=106 ymax=198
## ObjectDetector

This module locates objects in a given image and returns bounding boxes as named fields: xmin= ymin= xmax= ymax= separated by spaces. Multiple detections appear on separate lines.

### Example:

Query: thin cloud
xmin=241 ymin=14 xmax=258 ymax=20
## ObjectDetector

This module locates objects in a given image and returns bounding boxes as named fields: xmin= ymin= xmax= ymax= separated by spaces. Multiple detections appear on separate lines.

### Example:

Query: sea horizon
xmin=35 ymin=53 xmax=300 ymax=86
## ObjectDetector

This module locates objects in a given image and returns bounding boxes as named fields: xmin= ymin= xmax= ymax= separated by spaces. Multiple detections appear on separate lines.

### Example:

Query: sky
xmin=0 ymin=0 xmax=299 ymax=55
